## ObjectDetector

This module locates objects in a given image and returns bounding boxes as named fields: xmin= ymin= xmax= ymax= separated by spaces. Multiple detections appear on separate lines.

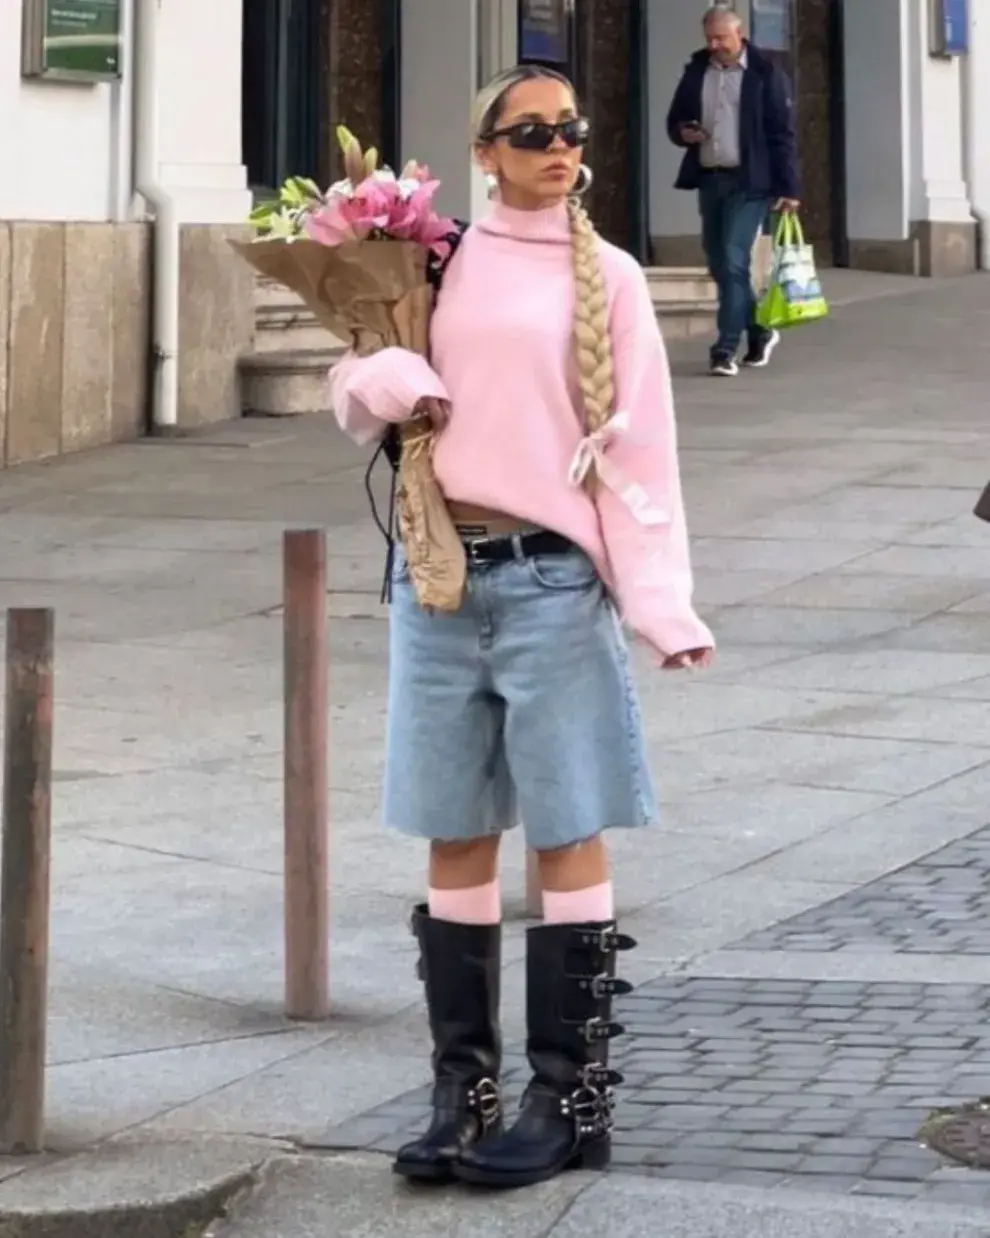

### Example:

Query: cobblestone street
xmin=1 ymin=271 xmax=989 ymax=1233
xmin=322 ymin=830 xmax=990 ymax=1207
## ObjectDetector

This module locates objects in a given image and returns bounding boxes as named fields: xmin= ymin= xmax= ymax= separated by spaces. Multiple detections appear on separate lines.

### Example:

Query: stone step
xmin=644 ymin=265 xmax=716 ymax=304
xmin=253 ymin=269 xmax=715 ymax=344
xmin=254 ymin=280 xmax=346 ymax=354
xmin=244 ymin=270 xmax=716 ymax=415
xmin=239 ymin=347 xmax=344 ymax=417
xmin=657 ymin=299 xmax=718 ymax=341
xmin=254 ymin=303 xmax=343 ymax=353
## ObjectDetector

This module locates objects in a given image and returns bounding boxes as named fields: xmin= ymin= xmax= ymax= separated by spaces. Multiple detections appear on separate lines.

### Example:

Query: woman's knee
xmin=536 ymin=836 xmax=609 ymax=890
xmin=429 ymin=836 xmax=500 ymax=887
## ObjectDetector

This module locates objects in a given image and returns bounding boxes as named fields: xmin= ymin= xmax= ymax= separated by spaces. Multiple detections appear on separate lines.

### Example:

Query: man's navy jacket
xmin=665 ymin=42 xmax=800 ymax=201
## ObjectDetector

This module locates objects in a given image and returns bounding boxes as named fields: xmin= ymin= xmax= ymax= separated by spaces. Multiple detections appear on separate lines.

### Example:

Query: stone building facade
xmin=1 ymin=0 xmax=986 ymax=467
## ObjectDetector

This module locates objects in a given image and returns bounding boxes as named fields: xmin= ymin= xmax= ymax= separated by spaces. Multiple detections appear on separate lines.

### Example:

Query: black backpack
xmin=363 ymin=220 xmax=469 ymax=600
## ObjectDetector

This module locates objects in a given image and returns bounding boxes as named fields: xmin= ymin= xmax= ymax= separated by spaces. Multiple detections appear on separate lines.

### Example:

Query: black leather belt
xmin=460 ymin=530 xmax=573 ymax=564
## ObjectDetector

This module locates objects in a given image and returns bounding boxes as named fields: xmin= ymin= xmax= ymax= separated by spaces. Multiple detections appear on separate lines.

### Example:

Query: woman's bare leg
xmin=537 ymin=837 xmax=613 ymax=922
xmin=428 ymin=837 xmax=502 ymax=924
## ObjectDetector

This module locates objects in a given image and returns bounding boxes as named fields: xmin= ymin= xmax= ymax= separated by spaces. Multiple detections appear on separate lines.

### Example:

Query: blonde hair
xmin=473 ymin=68 xmax=615 ymax=454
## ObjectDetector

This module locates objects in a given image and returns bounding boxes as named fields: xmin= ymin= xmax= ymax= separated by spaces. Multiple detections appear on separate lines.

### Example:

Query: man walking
xmin=666 ymin=5 xmax=800 ymax=377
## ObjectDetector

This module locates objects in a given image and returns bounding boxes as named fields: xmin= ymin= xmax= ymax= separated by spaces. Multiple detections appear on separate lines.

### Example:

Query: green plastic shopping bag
xmin=755 ymin=213 xmax=829 ymax=330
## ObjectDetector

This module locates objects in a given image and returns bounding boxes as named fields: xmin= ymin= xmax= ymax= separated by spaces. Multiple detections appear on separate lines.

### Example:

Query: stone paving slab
xmin=314 ymin=975 xmax=990 ymax=1206
xmin=0 ymin=272 xmax=987 ymax=1229
xmin=731 ymin=825 xmax=990 ymax=955
xmin=0 ymin=1134 xmax=280 ymax=1238
xmin=215 ymin=1151 xmax=990 ymax=1238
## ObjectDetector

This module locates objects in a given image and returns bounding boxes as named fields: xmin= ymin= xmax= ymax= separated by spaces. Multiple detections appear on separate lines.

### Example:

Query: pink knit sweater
xmin=329 ymin=200 xmax=713 ymax=658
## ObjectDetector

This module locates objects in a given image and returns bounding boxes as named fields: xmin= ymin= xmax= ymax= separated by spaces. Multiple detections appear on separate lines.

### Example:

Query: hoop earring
xmin=572 ymin=164 xmax=593 ymax=199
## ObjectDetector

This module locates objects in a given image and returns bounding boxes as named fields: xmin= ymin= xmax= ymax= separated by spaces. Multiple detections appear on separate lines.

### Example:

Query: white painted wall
xmin=843 ymin=0 xmax=910 ymax=240
xmin=402 ymin=0 xmax=486 ymax=222
xmin=155 ymin=0 xmax=250 ymax=222
xmin=0 ymin=3 xmax=116 ymax=220
xmin=906 ymin=0 xmax=970 ymax=225
xmin=647 ymin=0 xmax=710 ymax=240
xmin=964 ymin=0 xmax=990 ymax=265
xmin=0 ymin=0 xmax=248 ymax=224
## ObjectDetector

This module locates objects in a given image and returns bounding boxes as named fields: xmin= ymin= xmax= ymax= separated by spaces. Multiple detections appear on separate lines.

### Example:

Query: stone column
xmin=574 ymin=0 xmax=634 ymax=249
xmin=328 ymin=0 xmax=386 ymax=180
xmin=965 ymin=0 xmax=990 ymax=268
xmin=793 ymin=0 xmax=835 ymax=259
xmin=844 ymin=0 xmax=974 ymax=276
xmin=904 ymin=0 xmax=975 ymax=275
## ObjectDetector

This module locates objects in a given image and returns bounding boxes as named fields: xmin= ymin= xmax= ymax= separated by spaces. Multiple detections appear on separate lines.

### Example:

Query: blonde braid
xmin=567 ymin=199 xmax=615 ymax=450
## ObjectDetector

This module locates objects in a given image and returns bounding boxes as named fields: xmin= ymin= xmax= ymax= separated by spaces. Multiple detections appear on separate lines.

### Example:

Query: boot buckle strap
xmin=466 ymin=1077 xmax=502 ymax=1130
xmin=579 ymin=972 xmax=634 ymax=999
xmin=576 ymin=927 xmax=637 ymax=955
xmin=581 ymin=1063 xmax=624 ymax=1088
xmin=583 ymin=1015 xmax=625 ymax=1043
xmin=560 ymin=1084 xmax=614 ymax=1138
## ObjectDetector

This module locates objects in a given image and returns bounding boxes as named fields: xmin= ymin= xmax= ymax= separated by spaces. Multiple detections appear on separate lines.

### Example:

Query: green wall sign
xmin=22 ymin=0 xmax=123 ymax=82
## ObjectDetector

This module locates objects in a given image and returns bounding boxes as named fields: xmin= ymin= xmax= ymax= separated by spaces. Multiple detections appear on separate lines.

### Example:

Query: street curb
xmin=0 ymin=1136 xmax=284 ymax=1238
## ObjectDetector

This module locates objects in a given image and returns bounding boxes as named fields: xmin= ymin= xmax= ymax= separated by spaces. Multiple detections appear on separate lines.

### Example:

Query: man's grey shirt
xmin=699 ymin=47 xmax=747 ymax=169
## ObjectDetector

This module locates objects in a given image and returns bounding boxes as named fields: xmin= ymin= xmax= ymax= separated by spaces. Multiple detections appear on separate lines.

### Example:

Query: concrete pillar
xmin=401 ymin=0 xmax=493 ymax=221
xmin=905 ymin=0 xmax=975 ymax=274
xmin=156 ymin=0 xmax=250 ymax=223
xmin=845 ymin=0 xmax=974 ymax=276
xmin=964 ymin=0 xmax=990 ymax=268
xmin=842 ymin=0 xmax=911 ymax=269
xmin=647 ymin=0 xmax=709 ymax=265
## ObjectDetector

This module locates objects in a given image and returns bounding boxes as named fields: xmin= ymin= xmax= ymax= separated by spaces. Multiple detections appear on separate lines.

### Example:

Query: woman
xmin=330 ymin=65 xmax=714 ymax=1190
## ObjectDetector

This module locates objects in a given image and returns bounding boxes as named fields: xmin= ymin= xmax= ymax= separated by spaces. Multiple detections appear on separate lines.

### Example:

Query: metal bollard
xmin=0 ymin=609 xmax=54 ymax=1154
xmin=283 ymin=531 xmax=330 ymax=1021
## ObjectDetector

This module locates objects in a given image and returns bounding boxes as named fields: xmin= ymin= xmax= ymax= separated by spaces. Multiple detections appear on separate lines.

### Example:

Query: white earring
xmin=572 ymin=164 xmax=593 ymax=198
xmin=485 ymin=172 xmax=499 ymax=198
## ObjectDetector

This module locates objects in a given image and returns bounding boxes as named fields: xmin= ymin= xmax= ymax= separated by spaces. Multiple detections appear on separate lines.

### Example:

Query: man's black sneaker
xmin=742 ymin=329 xmax=781 ymax=368
xmin=709 ymin=354 xmax=739 ymax=377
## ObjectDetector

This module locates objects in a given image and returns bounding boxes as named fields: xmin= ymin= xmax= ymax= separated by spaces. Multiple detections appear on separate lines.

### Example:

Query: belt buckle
xmin=465 ymin=536 xmax=492 ymax=563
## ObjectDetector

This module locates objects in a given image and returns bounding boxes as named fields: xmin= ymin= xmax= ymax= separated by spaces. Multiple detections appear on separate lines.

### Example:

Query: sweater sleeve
xmin=593 ymin=256 xmax=714 ymax=658
xmin=328 ymin=346 xmax=450 ymax=445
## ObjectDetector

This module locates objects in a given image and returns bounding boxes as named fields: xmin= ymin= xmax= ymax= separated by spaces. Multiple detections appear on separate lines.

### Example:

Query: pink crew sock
xmin=428 ymin=880 xmax=501 ymax=926
xmin=542 ymin=881 xmax=615 ymax=925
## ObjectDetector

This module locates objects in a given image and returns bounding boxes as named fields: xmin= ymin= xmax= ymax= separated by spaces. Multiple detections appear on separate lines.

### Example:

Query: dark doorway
xmin=521 ymin=0 xmax=646 ymax=257
xmin=241 ymin=0 xmax=328 ymax=197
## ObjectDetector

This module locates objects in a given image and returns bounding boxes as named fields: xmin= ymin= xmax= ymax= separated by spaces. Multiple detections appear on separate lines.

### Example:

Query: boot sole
xmin=453 ymin=1138 xmax=611 ymax=1189
xmin=392 ymin=1160 xmax=455 ymax=1184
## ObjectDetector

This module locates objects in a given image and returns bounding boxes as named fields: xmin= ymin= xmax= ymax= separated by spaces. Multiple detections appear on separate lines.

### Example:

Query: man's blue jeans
xmin=698 ymin=171 xmax=771 ymax=360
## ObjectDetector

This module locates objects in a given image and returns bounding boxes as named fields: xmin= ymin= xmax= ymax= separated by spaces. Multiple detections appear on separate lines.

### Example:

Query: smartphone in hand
xmin=681 ymin=120 xmax=709 ymax=144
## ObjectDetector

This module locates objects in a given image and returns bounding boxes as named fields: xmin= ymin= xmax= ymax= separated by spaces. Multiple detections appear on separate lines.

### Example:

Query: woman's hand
xmin=661 ymin=647 xmax=714 ymax=671
xmin=413 ymin=397 xmax=450 ymax=432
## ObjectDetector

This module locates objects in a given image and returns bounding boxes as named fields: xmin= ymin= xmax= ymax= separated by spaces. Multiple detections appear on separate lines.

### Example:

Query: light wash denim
xmin=384 ymin=540 xmax=656 ymax=851
xmin=698 ymin=170 xmax=772 ymax=358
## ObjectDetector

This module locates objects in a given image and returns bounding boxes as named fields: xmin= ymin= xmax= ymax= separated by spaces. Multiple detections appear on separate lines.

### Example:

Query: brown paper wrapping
xmin=232 ymin=237 xmax=467 ymax=611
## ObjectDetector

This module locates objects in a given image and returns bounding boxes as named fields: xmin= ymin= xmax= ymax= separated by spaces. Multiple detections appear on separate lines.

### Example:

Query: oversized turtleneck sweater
xmin=328 ymin=199 xmax=712 ymax=658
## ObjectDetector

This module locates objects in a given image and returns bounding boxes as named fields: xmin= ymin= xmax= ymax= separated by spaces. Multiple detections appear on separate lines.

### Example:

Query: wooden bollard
xmin=0 ymin=609 xmax=54 ymax=1154
xmin=283 ymin=531 xmax=330 ymax=1020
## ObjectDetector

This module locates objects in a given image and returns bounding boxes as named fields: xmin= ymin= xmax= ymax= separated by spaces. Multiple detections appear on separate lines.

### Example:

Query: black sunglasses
xmin=487 ymin=117 xmax=591 ymax=152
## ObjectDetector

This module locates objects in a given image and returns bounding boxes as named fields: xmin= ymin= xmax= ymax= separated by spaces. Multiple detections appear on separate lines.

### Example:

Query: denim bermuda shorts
xmin=384 ymin=539 xmax=657 ymax=851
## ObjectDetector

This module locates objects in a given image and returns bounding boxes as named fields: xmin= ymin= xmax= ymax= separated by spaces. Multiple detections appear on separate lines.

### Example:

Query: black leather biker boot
xmin=393 ymin=905 xmax=503 ymax=1182
xmin=453 ymin=920 xmax=635 ymax=1189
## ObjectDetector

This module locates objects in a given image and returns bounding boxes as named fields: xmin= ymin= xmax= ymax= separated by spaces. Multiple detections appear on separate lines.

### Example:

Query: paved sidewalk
xmin=0 ymin=269 xmax=988 ymax=1233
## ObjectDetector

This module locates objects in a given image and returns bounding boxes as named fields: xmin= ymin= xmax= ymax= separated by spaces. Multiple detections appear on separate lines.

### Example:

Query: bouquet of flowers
xmin=231 ymin=126 xmax=467 ymax=612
